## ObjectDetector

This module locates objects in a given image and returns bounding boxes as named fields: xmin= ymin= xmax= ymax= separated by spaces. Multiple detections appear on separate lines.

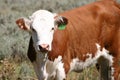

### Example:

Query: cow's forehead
xmin=32 ymin=17 xmax=54 ymax=29
xmin=31 ymin=10 xmax=54 ymax=18
xmin=31 ymin=10 xmax=55 ymax=30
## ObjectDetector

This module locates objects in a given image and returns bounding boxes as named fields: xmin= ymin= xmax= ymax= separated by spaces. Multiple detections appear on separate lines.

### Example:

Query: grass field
xmin=0 ymin=0 xmax=119 ymax=80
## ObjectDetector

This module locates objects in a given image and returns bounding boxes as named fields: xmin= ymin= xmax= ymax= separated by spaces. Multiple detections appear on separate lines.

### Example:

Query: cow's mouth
xmin=39 ymin=45 xmax=49 ymax=53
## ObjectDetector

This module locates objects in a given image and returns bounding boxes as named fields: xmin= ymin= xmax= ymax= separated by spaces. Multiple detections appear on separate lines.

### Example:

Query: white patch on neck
xmin=32 ymin=54 xmax=66 ymax=80
xmin=70 ymin=43 xmax=114 ymax=74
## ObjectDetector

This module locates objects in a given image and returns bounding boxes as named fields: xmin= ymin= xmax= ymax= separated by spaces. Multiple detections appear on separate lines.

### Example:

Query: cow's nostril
xmin=39 ymin=44 xmax=49 ymax=52
xmin=39 ymin=45 xmax=43 ymax=50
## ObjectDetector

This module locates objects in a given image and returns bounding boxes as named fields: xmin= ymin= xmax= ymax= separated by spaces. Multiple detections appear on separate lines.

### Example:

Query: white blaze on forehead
xmin=31 ymin=10 xmax=55 ymax=21
xmin=32 ymin=11 xmax=55 ymax=30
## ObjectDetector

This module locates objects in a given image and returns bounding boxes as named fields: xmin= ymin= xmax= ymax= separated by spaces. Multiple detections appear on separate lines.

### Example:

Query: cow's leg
xmin=55 ymin=61 xmax=66 ymax=80
xmin=55 ymin=69 xmax=66 ymax=80
xmin=97 ymin=56 xmax=112 ymax=80
xmin=112 ymin=58 xmax=120 ymax=80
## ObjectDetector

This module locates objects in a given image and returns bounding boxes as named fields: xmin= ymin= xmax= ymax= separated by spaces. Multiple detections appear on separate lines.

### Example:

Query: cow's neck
xmin=36 ymin=52 xmax=48 ymax=64
xmin=33 ymin=52 xmax=48 ymax=79
xmin=34 ymin=51 xmax=65 ymax=80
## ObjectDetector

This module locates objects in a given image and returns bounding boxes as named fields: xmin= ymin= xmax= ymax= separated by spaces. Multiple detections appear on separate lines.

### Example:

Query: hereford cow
xmin=16 ymin=0 xmax=120 ymax=80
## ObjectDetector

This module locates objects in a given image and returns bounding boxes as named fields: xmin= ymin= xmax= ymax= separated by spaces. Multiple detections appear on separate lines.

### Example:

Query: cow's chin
xmin=39 ymin=48 xmax=49 ymax=53
xmin=39 ymin=49 xmax=49 ymax=53
xmin=36 ymin=48 xmax=48 ymax=53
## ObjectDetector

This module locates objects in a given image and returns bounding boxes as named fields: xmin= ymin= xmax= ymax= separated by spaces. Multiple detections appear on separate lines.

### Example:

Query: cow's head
xmin=16 ymin=10 xmax=68 ymax=53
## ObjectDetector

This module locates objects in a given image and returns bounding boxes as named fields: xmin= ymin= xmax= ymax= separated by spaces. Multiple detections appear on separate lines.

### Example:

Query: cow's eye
xmin=51 ymin=27 xmax=54 ymax=30
xmin=32 ymin=28 xmax=36 ymax=32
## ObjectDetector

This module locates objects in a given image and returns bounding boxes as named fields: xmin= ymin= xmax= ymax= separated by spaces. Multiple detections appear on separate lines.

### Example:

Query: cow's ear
xmin=16 ymin=17 xmax=31 ymax=31
xmin=54 ymin=16 xmax=68 ymax=30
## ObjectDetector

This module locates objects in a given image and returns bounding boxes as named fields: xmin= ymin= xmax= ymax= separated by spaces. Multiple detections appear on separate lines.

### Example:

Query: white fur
xmin=70 ymin=53 xmax=96 ymax=72
xmin=70 ymin=43 xmax=114 ymax=79
xmin=28 ymin=10 xmax=66 ymax=80
xmin=30 ymin=10 xmax=56 ymax=51
xmin=32 ymin=53 xmax=48 ymax=80
xmin=95 ymin=43 xmax=114 ymax=66
xmin=33 ymin=54 xmax=66 ymax=80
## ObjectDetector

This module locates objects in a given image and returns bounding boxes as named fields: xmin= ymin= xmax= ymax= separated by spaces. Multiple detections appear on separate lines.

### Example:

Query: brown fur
xmin=28 ymin=0 xmax=120 ymax=79
xmin=48 ymin=0 xmax=120 ymax=79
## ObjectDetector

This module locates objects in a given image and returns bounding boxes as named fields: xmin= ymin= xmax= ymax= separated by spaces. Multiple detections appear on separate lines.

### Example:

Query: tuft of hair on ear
xmin=55 ymin=16 xmax=68 ymax=27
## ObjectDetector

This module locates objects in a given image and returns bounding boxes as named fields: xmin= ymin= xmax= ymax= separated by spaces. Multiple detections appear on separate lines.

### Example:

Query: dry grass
xmin=0 ymin=58 xmax=99 ymax=80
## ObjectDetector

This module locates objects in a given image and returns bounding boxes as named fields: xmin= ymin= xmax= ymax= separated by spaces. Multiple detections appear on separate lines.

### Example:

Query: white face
xmin=16 ymin=10 xmax=68 ymax=53
xmin=30 ymin=10 xmax=55 ymax=52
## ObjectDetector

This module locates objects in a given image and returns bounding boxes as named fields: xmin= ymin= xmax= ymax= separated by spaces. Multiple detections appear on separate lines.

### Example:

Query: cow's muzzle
xmin=39 ymin=44 xmax=49 ymax=53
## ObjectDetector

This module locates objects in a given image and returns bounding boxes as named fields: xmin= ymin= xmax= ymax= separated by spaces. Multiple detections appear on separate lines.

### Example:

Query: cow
xmin=16 ymin=0 xmax=120 ymax=80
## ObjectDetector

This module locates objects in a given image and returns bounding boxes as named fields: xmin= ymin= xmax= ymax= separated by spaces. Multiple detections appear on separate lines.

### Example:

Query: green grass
xmin=0 ymin=0 xmax=120 ymax=80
